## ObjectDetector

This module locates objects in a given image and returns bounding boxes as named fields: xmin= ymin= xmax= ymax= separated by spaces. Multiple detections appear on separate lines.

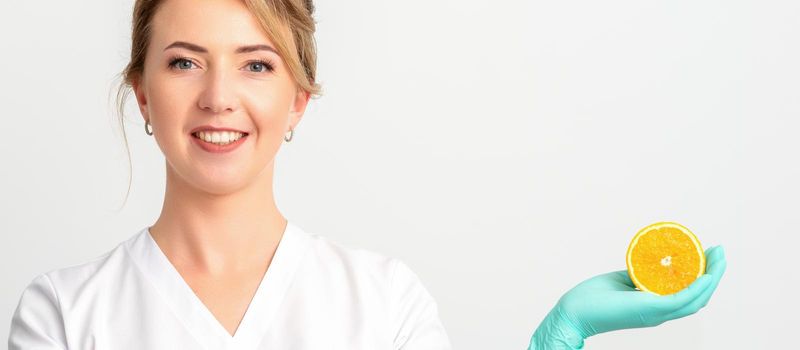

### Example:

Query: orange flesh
xmin=627 ymin=223 xmax=705 ymax=295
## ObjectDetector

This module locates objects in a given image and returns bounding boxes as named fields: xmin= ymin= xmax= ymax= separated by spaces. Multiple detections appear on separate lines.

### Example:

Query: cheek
xmin=145 ymin=77 xmax=197 ymax=155
xmin=243 ymin=87 xmax=293 ymax=137
xmin=147 ymin=77 xmax=189 ymax=124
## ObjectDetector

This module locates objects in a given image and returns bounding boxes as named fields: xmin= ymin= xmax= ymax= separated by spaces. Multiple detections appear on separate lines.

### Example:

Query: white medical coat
xmin=8 ymin=221 xmax=452 ymax=350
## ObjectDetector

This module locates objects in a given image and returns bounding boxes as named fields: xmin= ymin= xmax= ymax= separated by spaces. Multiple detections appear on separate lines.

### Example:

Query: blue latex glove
xmin=528 ymin=245 xmax=727 ymax=350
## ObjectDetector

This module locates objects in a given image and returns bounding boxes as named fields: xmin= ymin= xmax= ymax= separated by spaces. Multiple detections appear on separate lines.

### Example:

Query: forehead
xmin=150 ymin=0 xmax=276 ymax=51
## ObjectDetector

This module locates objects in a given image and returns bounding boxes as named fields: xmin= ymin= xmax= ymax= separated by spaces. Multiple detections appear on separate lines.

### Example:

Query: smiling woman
xmin=7 ymin=0 xmax=453 ymax=349
xmin=114 ymin=0 xmax=321 ymax=204
xmin=8 ymin=0 xmax=732 ymax=349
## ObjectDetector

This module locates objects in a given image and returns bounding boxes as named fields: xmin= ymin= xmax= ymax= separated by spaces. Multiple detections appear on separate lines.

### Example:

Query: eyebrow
xmin=163 ymin=41 xmax=277 ymax=54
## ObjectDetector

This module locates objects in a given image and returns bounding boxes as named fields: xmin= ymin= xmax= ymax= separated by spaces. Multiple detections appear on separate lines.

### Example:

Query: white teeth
xmin=195 ymin=131 xmax=245 ymax=145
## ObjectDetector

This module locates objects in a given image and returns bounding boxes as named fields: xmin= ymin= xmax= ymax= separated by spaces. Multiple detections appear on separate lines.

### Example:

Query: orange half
xmin=626 ymin=221 xmax=705 ymax=295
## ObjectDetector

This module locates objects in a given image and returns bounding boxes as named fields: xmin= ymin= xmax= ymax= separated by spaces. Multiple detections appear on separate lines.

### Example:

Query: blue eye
xmin=168 ymin=57 xmax=195 ymax=70
xmin=247 ymin=60 xmax=275 ymax=73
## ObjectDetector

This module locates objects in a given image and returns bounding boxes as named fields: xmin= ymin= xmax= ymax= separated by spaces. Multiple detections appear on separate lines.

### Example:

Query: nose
xmin=197 ymin=67 xmax=238 ymax=114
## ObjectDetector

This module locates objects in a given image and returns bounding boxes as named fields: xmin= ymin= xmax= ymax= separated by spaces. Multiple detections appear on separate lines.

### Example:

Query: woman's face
xmin=133 ymin=0 xmax=309 ymax=195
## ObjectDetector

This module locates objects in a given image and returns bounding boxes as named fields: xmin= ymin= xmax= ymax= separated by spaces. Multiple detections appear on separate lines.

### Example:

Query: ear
xmin=131 ymin=78 xmax=149 ymax=122
xmin=288 ymin=88 xmax=311 ymax=129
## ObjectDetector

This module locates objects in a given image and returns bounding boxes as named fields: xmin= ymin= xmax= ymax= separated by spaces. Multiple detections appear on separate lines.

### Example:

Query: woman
xmin=8 ymin=0 xmax=727 ymax=349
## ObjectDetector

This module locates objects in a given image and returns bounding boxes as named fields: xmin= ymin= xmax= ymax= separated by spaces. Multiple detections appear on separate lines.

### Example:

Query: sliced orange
xmin=626 ymin=221 xmax=706 ymax=295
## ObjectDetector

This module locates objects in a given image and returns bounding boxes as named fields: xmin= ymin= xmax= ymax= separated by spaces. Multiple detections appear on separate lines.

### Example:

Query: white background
xmin=1 ymin=0 xmax=798 ymax=349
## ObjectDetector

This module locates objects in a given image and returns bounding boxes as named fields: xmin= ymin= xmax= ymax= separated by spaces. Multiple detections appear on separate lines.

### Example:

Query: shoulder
xmin=295 ymin=226 xmax=432 ymax=301
xmin=297 ymin=227 xmax=451 ymax=348
xmin=13 ymin=228 xmax=144 ymax=312
xmin=296 ymin=227 xmax=435 ymax=313
xmin=9 ymin=272 xmax=68 ymax=349
xmin=299 ymin=228 xmax=436 ymax=293
xmin=39 ymin=237 xmax=131 ymax=295
xmin=303 ymin=230 xmax=400 ymax=277
xmin=9 ymin=231 xmax=136 ymax=349
xmin=296 ymin=226 xmax=431 ymax=294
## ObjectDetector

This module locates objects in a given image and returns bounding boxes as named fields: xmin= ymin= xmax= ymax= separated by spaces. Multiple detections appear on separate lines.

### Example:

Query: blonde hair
xmin=111 ymin=0 xmax=321 ymax=209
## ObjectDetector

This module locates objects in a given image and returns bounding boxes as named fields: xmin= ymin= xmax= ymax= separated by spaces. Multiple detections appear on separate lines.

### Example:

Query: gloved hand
xmin=528 ymin=245 xmax=727 ymax=350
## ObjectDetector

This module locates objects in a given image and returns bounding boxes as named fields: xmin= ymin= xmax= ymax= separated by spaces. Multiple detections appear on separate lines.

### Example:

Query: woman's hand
xmin=528 ymin=245 xmax=727 ymax=350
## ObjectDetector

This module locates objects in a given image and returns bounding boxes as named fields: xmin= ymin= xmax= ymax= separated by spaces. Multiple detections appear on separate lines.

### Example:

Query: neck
xmin=149 ymin=160 xmax=287 ymax=275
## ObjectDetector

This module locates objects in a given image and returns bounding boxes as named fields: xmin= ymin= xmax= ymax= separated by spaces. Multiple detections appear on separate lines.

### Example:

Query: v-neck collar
xmin=124 ymin=221 xmax=311 ymax=350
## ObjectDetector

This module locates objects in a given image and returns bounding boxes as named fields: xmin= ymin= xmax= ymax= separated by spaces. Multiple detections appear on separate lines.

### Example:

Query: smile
xmin=191 ymin=132 xmax=249 ymax=153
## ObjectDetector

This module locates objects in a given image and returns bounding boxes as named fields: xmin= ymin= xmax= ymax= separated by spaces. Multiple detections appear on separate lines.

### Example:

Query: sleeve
xmin=390 ymin=259 xmax=452 ymax=350
xmin=8 ymin=273 xmax=68 ymax=350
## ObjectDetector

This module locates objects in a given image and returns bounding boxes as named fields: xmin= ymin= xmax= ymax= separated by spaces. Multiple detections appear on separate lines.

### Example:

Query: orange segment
xmin=626 ymin=222 xmax=706 ymax=295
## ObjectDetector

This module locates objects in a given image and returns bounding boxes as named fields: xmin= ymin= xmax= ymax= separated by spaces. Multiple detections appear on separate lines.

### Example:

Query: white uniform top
xmin=8 ymin=221 xmax=452 ymax=350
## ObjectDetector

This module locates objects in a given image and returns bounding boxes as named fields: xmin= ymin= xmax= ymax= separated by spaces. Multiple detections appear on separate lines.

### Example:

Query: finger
xmin=664 ymin=255 xmax=727 ymax=320
xmin=703 ymin=245 xmax=718 ymax=257
xmin=662 ymin=276 xmax=716 ymax=320
xmin=651 ymin=273 xmax=713 ymax=312
xmin=640 ymin=275 xmax=714 ymax=327
xmin=706 ymin=246 xmax=727 ymax=276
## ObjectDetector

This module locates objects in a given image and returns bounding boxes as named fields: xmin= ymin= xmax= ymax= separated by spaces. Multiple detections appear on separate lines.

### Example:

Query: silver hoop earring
xmin=284 ymin=127 xmax=294 ymax=142
xmin=145 ymin=120 xmax=154 ymax=136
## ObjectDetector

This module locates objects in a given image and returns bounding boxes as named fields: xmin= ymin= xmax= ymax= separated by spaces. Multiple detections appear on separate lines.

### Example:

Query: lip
xmin=189 ymin=125 xmax=249 ymax=135
xmin=191 ymin=133 xmax=249 ymax=154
